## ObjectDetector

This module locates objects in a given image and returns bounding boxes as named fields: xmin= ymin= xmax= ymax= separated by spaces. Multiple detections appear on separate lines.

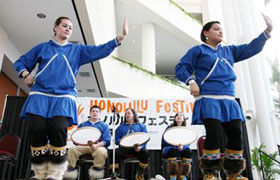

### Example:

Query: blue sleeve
xmin=175 ymin=46 xmax=199 ymax=85
xmin=161 ymin=127 xmax=172 ymax=149
xmin=78 ymin=38 xmax=120 ymax=66
xmin=142 ymin=124 xmax=148 ymax=133
xmin=13 ymin=43 xmax=43 ymax=77
xmin=78 ymin=122 xmax=84 ymax=128
xmin=141 ymin=124 xmax=148 ymax=148
xmin=161 ymin=134 xmax=169 ymax=149
xmin=230 ymin=32 xmax=269 ymax=63
xmin=115 ymin=126 xmax=122 ymax=145
xmin=101 ymin=124 xmax=111 ymax=147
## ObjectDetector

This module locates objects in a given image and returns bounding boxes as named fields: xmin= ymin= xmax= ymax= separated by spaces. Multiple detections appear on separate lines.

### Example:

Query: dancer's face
xmin=175 ymin=113 xmax=184 ymax=126
xmin=54 ymin=19 xmax=73 ymax=41
xmin=90 ymin=107 xmax=101 ymax=122
xmin=125 ymin=109 xmax=135 ymax=124
xmin=204 ymin=23 xmax=223 ymax=44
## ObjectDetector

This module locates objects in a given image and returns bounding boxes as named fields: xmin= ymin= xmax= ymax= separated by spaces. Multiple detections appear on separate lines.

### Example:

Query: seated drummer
xmin=162 ymin=112 xmax=192 ymax=180
xmin=109 ymin=108 xmax=149 ymax=180
xmin=64 ymin=105 xmax=111 ymax=180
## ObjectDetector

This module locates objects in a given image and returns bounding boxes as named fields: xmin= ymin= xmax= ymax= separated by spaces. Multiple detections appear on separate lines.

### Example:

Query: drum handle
xmin=87 ymin=140 xmax=94 ymax=147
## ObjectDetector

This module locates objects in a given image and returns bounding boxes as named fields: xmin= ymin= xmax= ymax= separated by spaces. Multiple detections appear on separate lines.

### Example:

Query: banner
xmin=67 ymin=97 xmax=205 ymax=149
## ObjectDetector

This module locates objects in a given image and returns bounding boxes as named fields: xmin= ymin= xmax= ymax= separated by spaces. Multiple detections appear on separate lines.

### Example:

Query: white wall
xmin=0 ymin=24 xmax=21 ymax=70
xmin=130 ymin=0 xmax=201 ymax=44
xmin=103 ymin=56 xmax=192 ymax=98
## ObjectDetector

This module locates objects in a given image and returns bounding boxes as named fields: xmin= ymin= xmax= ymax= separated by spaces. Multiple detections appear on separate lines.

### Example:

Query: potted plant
xmin=251 ymin=144 xmax=280 ymax=180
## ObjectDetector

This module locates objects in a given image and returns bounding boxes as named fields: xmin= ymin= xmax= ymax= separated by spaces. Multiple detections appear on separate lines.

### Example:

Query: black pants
xmin=203 ymin=118 xmax=243 ymax=151
xmin=110 ymin=147 xmax=149 ymax=164
xmin=164 ymin=148 xmax=192 ymax=159
xmin=27 ymin=113 xmax=69 ymax=163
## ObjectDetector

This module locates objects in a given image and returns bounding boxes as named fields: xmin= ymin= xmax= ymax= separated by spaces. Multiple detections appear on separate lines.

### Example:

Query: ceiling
xmin=0 ymin=0 xmax=201 ymax=97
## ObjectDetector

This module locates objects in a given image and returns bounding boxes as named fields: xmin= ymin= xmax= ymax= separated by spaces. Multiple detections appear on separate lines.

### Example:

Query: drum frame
xmin=163 ymin=126 xmax=197 ymax=146
xmin=71 ymin=127 xmax=101 ymax=146
xmin=119 ymin=132 xmax=150 ymax=148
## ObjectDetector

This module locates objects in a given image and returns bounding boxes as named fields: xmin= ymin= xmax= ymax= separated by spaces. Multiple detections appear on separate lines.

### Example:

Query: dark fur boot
xmin=200 ymin=158 xmax=222 ymax=180
xmin=223 ymin=158 xmax=248 ymax=180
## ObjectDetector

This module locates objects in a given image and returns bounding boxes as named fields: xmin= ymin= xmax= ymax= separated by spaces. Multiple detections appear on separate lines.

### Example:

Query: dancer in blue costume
xmin=14 ymin=16 xmax=128 ymax=180
xmin=175 ymin=14 xmax=272 ymax=180
xmin=162 ymin=112 xmax=192 ymax=180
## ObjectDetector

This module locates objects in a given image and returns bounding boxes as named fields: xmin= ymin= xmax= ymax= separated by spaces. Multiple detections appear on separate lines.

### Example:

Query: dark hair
xmin=171 ymin=112 xmax=186 ymax=127
xmin=200 ymin=21 xmax=220 ymax=42
xmin=90 ymin=105 xmax=101 ymax=112
xmin=124 ymin=108 xmax=139 ymax=123
xmin=53 ymin=16 xmax=72 ymax=35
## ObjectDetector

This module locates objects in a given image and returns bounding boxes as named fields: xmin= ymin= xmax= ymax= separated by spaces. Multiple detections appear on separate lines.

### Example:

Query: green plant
xmin=251 ymin=144 xmax=280 ymax=180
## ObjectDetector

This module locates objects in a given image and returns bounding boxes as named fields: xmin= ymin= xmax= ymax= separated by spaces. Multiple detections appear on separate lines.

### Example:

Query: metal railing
xmin=258 ymin=149 xmax=280 ymax=180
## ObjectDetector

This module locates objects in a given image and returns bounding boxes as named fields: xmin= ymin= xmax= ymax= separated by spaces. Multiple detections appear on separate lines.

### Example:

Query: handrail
xmin=258 ymin=149 xmax=280 ymax=179
xmin=259 ymin=150 xmax=280 ymax=164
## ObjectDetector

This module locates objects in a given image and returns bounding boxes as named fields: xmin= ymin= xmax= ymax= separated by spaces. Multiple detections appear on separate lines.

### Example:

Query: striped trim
xmin=114 ymin=38 xmax=119 ymax=46
xmin=18 ymin=69 xmax=27 ymax=77
xmin=62 ymin=55 xmax=77 ymax=84
xmin=201 ymin=58 xmax=219 ymax=85
xmin=167 ymin=157 xmax=177 ymax=161
xmin=225 ymin=148 xmax=243 ymax=160
xmin=185 ymin=77 xmax=194 ymax=85
xmin=182 ymin=158 xmax=192 ymax=164
xmin=195 ymin=95 xmax=235 ymax=101
xmin=223 ymin=58 xmax=234 ymax=71
xmin=182 ymin=158 xmax=191 ymax=162
xmin=263 ymin=31 xmax=271 ymax=39
xmin=203 ymin=149 xmax=221 ymax=160
xmin=31 ymin=145 xmax=48 ymax=151
xmin=225 ymin=148 xmax=243 ymax=154
xmin=29 ymin=91 xmax=76 ymax=101
xmin=139 ymin=162 xmax=148 ymax=168
xmin=34 ymin=54 xmax=58 ymax=83
xmin=203 ymin=149 xmax=220 ymax=154
xmin=49 ymin=145 xmax=67 ymax=151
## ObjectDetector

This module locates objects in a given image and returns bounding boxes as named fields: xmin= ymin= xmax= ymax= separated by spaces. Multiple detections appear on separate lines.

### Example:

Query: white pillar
xmin=219 ymin=3 xmax=261 ymax=179
xmin=141 ymin=23 xmax=156 ymax=73
xmin=237 ymin=0 xmax=276 ymax=153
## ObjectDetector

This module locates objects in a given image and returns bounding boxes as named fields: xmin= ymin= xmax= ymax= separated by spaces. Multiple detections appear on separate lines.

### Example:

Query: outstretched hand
xmin=262 ymin=13 xmax=273 ymax=34
xmin=122 ymin=18 xmax=128 ymax=37
xmin=117 ymin=18 xmax=128 ymax=43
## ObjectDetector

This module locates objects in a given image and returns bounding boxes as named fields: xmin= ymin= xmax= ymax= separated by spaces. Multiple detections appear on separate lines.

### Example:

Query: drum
xmin=71 ymin=127 xmax=101 ymax=146
xmin=163 ymin=126 xmax=197 ymax=146
xmin=119 ymin=132 xmax=150 ymax=148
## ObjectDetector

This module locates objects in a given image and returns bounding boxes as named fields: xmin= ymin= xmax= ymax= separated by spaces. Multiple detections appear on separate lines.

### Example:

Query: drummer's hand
xmin=178 ymin=144 xmax=183 ymax=151
xmin=134 ymin=144 xmax=141 ymax=152
xmin=90 ymin=143 xmax=97 ymax=150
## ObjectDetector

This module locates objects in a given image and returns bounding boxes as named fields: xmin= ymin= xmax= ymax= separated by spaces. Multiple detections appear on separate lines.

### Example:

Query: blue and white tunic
xmin=175 ymin=32 xmax=269 ymax=124
xmin=14 ymin=39 xmax=120 ymax=125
